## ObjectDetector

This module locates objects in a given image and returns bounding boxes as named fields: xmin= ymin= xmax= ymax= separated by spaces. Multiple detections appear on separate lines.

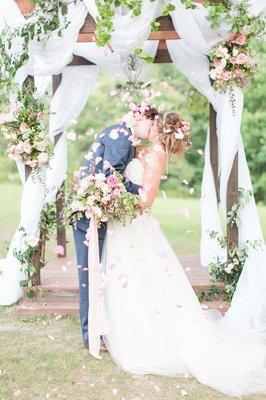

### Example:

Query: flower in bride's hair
xmin=181 ymin=121 xmax=190 ymax=132
xmin=174 ymin=130 xmax=184 ymax=140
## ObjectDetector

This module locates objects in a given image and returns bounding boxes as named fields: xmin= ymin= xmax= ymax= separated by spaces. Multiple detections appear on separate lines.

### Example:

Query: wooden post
xmin=226 ymin=153 xmax=239 ymax=251
xmin=209 ymin=104 xmax=219 ymax=200
xmin=52 ymin=74 xmax=67 ymax=258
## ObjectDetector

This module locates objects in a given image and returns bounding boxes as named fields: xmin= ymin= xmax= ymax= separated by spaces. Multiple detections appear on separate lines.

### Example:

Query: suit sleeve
xmin=102 ymin=129 xmax=141 ymax=195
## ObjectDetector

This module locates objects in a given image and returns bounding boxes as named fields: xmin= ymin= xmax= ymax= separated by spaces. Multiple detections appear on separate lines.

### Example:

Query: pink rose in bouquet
xmin=111 ymin=188 xmax=122 ymax=198
xmin=107 ymin=174 xmax=119 ymax=188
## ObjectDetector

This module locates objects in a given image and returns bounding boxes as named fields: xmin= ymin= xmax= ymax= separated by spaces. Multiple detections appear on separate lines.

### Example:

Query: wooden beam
xmin=226 ymin=153 xmax=239 ymax=250
xmin=209 ymin=104 xmax=219 ymax=200
xmin=154 ymin=48 xmax=172 ymax=63
xmin=68 ymin=55 xmax=95 ymax=66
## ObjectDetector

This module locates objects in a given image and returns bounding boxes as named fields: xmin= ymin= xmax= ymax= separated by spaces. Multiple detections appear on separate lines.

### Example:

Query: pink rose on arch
xmin=19 ymin=122 xmax=30 ymax=133
xmin=222 ymin=70 xmax=232 ymax=81
xmin=213 ymin=59 xmax=223 ymax=69
xmin=234 ymin=68 xmax=244 ymax=79
xmin=23 ymin=142 xmax=32 ymax=155
xmin=106 ymin=174 xmax=118 ymax=188
xmin=230 ymin=56 xmax=237 ymax=65
xmin=235 ymin=53 xmax=247 ymax=65
xmin=36 ymin=111 xmax=44 ymax=120
xmin=38 ymin=152 xmax=49 ymax=165
xmin=228 ymin=32 xmax=246 ymax=46
xmin=15 ymin=143 xmax=24 ymax=154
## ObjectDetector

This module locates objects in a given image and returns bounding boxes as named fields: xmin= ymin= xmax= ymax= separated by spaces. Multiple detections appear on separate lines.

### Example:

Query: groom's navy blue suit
xmin=72 ymin=122 xmax=141 ymax=346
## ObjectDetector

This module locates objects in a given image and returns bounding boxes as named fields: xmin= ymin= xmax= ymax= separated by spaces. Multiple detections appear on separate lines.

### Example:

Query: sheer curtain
xmin=167 ymin=0 xmax=266 ymax=331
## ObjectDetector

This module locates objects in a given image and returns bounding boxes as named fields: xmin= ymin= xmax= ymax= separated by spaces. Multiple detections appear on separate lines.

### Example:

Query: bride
xmin=102 ymin=112 xmax=266 ymax=398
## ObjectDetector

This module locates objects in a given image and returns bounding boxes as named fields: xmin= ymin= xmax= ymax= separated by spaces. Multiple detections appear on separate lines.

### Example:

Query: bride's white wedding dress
xmin=102 ymin=158 xmax=266 ymax=398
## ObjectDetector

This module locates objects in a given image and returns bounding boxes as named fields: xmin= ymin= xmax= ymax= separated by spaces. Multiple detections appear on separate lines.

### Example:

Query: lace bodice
xmin=124 ymin=158 xmax=144 ymax=186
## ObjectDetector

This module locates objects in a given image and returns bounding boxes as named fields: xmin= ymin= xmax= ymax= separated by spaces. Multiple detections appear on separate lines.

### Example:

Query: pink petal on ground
xmin=54 ymin=245 xmax=65 ymax=256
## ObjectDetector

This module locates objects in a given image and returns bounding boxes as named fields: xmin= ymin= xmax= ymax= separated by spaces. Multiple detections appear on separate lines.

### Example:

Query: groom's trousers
xmin=73 ymin=218 xmax=106 ymax=345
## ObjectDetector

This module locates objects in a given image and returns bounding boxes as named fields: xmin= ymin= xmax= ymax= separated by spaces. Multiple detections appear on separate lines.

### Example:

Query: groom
xmin=72 ymin=106 xmax=158 ymax=349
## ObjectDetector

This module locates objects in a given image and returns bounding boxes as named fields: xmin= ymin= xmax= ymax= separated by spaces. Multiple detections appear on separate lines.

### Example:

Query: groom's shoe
xmin=83 ymin=340 xmax=108 ymax=352
xmin=100 ymin=339 xmax=108 ymax=352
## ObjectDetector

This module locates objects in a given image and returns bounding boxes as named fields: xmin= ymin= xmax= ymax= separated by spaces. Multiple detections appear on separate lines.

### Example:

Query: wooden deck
xmin=17 ymin=256 xmax=228 ymax=316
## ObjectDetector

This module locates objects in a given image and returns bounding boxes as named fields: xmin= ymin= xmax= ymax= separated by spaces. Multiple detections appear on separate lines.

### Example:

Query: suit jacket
xmin=76 ymin=122 xmax=141 ymax=234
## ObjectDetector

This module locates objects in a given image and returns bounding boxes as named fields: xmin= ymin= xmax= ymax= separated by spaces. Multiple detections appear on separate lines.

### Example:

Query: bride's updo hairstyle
xmin=157 ymin=112 xmax=191 ymax=160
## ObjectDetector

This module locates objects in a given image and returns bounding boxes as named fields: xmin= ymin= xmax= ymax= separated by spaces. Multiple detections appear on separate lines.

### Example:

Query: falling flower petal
xmin=180 ymin=206 xmax=190 ymax=218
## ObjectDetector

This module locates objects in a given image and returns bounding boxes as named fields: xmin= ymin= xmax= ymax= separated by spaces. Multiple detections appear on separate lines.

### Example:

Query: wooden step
xmin=17 ymin=255 xmax=228 ymax=316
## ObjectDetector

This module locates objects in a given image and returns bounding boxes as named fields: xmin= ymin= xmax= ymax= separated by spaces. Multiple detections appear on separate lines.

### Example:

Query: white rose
xmin=71 ymin=201 xmax=85 ymax=212
xmin=209 ymin=69 xmax=217 ymax=80
xmin=38 ymin=152 xmax=49 ymax=164
xmin=221 ymin=58 xmax=227 ymax=67
xmin=232 ymin=47 xmax=239 ymax=57
xmin=95 ymin=172 xmax=106 ymax=181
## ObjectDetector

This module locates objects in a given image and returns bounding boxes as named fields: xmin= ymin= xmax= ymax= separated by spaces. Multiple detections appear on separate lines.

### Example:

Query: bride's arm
xmin=139 ymin=149 xmax=167 ymax=209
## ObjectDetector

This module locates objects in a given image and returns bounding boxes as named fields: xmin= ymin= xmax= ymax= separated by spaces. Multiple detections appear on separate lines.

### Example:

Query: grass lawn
xmin=1 ymin=309 xmax=266 ymax=400
xmin=1 ymin=183 xmax=265 ymax=260
xmin=0 ymin=184 xmax=266 ymax=400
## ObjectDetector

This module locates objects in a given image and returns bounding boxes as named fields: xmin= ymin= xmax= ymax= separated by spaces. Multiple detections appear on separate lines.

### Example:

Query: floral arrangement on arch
xmin=0 ymin=88 xmax=52 ymax=170
xmin=209 ymin=29 xmax=258 ymax=92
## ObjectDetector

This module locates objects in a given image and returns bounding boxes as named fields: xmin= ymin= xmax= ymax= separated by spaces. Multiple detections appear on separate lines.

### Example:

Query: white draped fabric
xmin=167 ymin=0 xmax=266 ymax=332
xmin=0 ymin=0 xmax=265 ymax=335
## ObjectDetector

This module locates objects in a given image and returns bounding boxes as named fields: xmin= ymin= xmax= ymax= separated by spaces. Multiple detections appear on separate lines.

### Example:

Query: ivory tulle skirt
xmin=102 ymin=214 xmax=266 ymax=398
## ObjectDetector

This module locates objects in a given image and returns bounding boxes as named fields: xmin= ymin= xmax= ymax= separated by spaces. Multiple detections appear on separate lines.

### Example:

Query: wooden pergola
xmin=17 ymin=0 xmax=238 ymax=288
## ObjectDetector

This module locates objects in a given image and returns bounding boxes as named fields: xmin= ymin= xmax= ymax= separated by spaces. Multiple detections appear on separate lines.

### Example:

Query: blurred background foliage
xmin=0 ymin=44 xmax=265 ymax=202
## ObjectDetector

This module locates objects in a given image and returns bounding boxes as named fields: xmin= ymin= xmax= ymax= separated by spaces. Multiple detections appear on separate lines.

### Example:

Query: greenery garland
xmin=205 ymin=189 xmax=264 ymax=301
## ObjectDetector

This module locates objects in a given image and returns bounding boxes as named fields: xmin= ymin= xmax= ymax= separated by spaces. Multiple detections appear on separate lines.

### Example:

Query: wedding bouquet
xmin=66 ymin=170 xmax=141 ymax=228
